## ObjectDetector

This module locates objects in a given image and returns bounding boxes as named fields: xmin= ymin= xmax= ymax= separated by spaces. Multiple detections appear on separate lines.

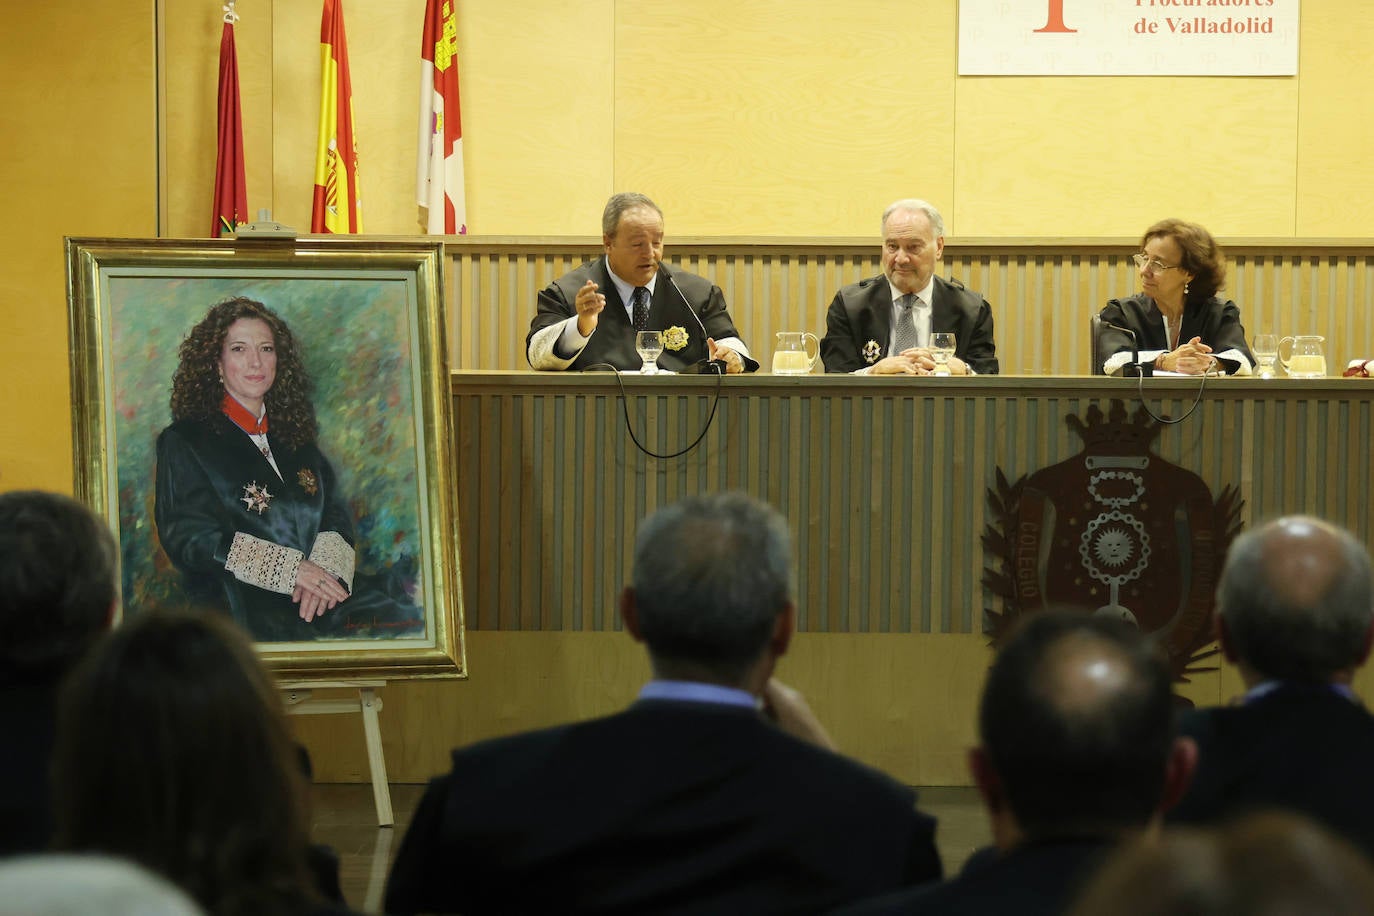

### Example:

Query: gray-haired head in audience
xmin=1218 ymin=515 xmax=1374 ymax=684
xmin=625 ymin=491 xmax=793 ymax=687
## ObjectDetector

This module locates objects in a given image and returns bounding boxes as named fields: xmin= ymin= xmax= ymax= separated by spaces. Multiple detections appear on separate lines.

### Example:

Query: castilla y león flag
xmin=417 ymin=0 xmax=466 ymax=234
xmin=212 ymin=18 xmax=247 ymax=238
xmin=311 ymin=0 xmax=362 ymax=233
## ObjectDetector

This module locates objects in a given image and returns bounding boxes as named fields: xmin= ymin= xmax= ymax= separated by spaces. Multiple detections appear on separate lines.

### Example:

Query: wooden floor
xmin=316 ymin=782 xmax=991 ymax=913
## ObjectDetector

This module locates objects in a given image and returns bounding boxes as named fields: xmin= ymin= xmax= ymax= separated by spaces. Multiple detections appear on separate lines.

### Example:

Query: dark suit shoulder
xmin=1104 ymin=293 xmax=1150 ymax=310
xmin=450 ymin=701 xmax=917 ymax=811
xmin=839 ymin=275 xmax=887 ymax=296
xmin=830 ymin=275 xmax=890 ymax=312
xmin=1183 ymin=688 xmax=1374 ymax=736
xmin=836 ymin=838 xmax=1112 ymax=916
xmin=448 ymin=719 xmax=579 ymax=769
xmin=157 ymin=414 xmax=241 ymax=458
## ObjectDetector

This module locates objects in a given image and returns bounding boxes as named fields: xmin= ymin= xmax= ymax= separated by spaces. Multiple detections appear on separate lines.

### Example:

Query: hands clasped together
xmin=293 ymin=559 xmax=349 ymax=622
xmin=1156 ymin=336 xmax=1221 ymax=375
xmin=868 ymin=347 xmax=971 ymax=376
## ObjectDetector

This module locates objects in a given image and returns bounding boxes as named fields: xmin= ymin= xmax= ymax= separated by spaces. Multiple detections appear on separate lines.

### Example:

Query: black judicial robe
xmin=820 ymin=275 xmax=1001 ymax=375
xmin=527 ymin=258 xmax=755 ymax=372
xmin=155 ymin=414 xmax=423 ymax=642
xmin=1097 ymin=294 xmax=1253 ymax=374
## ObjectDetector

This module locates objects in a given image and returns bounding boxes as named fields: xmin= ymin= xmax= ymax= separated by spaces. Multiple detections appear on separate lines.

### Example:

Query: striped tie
xmin=893 ymin=294 xmax=918 ymax=353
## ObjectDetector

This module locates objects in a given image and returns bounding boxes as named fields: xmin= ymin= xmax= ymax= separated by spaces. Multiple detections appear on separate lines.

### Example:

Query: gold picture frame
xmin=66 ymin=237 xmax=465 ymax=680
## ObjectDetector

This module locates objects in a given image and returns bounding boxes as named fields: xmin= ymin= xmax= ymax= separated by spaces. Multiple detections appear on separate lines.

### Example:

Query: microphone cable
xmin=584 ymin=362 xmax=725 ymax=459
xmin=581 ymin=260 xmax=744 ymax=458
xmin=1100 ymin=317 xmax=1215 ymax=425
xmin=1132 ymin=360 xmax=1221 ymax=426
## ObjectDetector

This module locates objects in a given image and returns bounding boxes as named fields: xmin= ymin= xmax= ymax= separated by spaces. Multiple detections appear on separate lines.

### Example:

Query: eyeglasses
xmin=1132 ymin=252 xmax=1180 ymax=274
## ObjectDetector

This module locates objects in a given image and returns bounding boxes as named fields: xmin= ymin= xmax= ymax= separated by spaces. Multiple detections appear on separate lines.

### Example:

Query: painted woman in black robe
xmin=155 ymin=297 xmax=422 ymax=642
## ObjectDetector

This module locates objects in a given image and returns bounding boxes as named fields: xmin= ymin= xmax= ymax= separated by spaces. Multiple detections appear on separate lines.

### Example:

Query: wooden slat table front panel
xmin=452 ymin=373 xmax=1374 ymax=634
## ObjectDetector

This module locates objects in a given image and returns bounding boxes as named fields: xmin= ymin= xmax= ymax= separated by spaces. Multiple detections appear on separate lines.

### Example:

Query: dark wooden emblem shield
xmin=982 ymin=400 xmax=1243 ymax=687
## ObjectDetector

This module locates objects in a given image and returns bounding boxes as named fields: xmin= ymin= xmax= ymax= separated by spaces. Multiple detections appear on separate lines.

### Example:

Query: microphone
xmin=1102 ymin=320 xmax=1153 ymax=378
xmin=657 ymin=261 xmax=726 ymax=375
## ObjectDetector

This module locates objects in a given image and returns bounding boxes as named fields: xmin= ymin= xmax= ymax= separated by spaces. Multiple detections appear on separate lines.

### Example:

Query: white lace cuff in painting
xmin=225 ymin=532 xmax=303 ymax=594
xmin=309 ymin=530 xmax=356 ymax=591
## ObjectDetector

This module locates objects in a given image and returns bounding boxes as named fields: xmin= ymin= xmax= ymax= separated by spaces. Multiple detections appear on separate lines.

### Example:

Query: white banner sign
xmin=959 ymin=0 xmax=1299 ymax=76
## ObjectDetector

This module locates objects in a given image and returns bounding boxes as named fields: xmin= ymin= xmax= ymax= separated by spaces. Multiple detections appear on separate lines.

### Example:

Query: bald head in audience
xmin=1217 ymin=515 xmax=1374 ymax=685
xmin=832 ymin=613 xmax=1195 ymax=915
xmin=972 ymin=613 xmax=1195 ymax=848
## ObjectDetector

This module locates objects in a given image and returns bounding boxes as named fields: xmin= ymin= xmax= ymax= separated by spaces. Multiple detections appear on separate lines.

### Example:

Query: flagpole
xmin=212 ymin=1 xmax=247 ymax=238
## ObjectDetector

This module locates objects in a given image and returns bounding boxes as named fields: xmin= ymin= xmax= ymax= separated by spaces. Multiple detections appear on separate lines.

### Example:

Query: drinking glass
xmin=931 ymin=333 xmax=957 ymax=376
xmin=1252 ymin=333 xmax=1279 ymax=379
xmin=635 ymin=330 xmax=664 ymax=375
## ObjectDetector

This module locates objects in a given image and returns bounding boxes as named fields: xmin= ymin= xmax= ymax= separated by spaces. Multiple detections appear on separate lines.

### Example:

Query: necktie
xmin=913 ymin=297 xmax=931 ymax=348
xmin=631 ymin=286 xmax=650 ymax=332
xmin=893 ymin=294 xmax=918 ymax=353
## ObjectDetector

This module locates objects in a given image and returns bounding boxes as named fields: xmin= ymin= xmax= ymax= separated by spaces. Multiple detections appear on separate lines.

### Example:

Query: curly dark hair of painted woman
xmin=169 ymin=297 xmax=318 ymax=449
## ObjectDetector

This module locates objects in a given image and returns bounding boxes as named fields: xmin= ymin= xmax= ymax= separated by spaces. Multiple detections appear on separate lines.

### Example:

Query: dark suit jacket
xmin=820 ymin=275 xmax=999 ymax=375
xmin=1168 ymin=684 xmax=1374 ymax=859
xmin=385 ymin=699 xmax=941 ymax=915
xmin=833 ymin=837 xmax=1115 ymax=916
xmin=0 ymin=669 xmax=63 ymax=856
xmin=1097 ymin=294 xmax=1253 ymax=374
xmin=527 ymin=259 xmax=755 ymax=372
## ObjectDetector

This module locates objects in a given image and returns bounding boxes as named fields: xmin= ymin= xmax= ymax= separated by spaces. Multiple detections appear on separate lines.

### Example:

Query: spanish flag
xmin=311 ymin=0 xmax=362 ymax=233
xmin=417 ymin=0 xmax=466 ymax=235
xmin=212 ymin=16 xmax=247 ymax=238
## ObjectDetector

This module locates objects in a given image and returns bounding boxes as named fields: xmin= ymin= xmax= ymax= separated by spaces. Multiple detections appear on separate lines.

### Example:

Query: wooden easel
xmin=279 ymin=679 xmax=394 ymax=826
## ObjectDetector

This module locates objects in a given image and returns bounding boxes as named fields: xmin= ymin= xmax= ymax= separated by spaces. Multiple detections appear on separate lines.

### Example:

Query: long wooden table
xmin=453 ymin=371 xmax=1374 ymax=636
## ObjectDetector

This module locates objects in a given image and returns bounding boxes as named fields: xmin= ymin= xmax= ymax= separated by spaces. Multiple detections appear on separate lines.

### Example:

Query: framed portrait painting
xmin=66 ymin=237 xmax=464 ymax=680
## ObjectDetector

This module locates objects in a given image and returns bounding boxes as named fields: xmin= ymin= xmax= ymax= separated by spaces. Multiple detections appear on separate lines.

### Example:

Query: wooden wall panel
xmin=614 ymin=0 xmax=957 ymax=236
xmin=446 ymin=238 xmax=1374 ymax=376
xmin=0 ymin=1 xmax=157 ymax=490
xmin=954 ymin=77 xmax=1299 ymax=237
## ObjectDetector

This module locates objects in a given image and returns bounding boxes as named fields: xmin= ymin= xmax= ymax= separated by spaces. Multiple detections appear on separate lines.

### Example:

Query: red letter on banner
xmin=1035 ymin=0 xmax=1076 ymax=33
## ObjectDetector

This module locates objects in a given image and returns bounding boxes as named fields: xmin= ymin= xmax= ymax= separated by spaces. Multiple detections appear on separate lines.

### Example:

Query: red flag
xmin=417 ymin=0 xmax=466 ymax=234
xmin=312 ymin=0 xmax=363 ymax=233
xmin=212 ymin=19 xmax=248 ymax=237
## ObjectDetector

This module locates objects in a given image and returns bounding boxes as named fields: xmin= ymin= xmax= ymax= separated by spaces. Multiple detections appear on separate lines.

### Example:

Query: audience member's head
xmin=1218 ymin=515 xmax=1374 ymax=685
xmin=53 ymin=611 xmax=317 ymax=916
xmin=972 ymin=612 xmax=1192 ymax=847
xmin=0 ymin=490 xmax=118 ymax=675
xmin=1070 ymin=812 xmax=1374 ymax=916
xmin=0 ymin=854 xmax=205 ymax=916
xmin=622 ymin=492 xmax=794 ymax=689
